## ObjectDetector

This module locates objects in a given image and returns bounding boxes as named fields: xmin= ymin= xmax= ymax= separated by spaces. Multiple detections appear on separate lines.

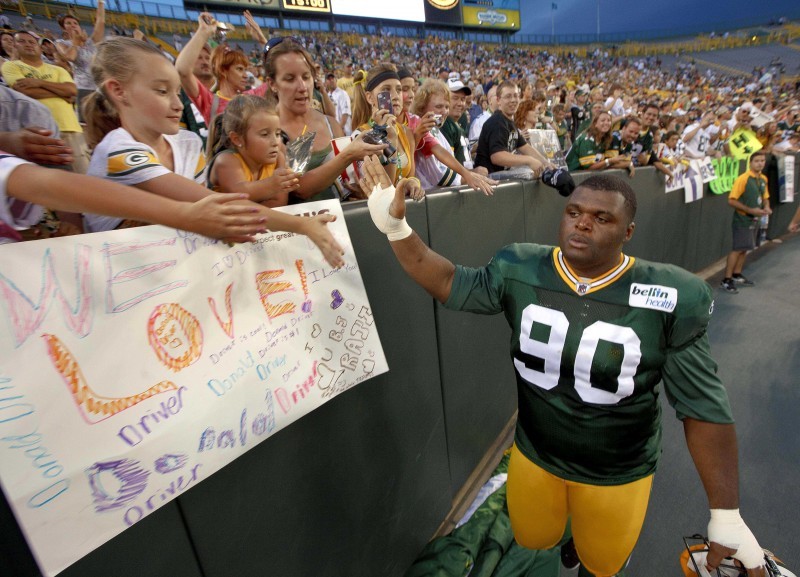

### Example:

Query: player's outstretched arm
xmin=683 ymin=418 xmax=766 ymax=576
xmin=361 ymin=154 xmax=455 ymax=303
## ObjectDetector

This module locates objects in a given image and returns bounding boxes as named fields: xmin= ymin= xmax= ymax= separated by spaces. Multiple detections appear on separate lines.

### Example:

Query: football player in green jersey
xmin=360 ymin=156 xmax=767 ymax=577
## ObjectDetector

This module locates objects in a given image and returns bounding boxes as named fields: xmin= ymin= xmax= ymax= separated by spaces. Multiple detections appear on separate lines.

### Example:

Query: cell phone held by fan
xmin=377 ymin=90 xmax=392 ymax=113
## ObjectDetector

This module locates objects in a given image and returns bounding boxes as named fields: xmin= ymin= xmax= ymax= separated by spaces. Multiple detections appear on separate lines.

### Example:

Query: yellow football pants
xmin=506 ymin=444 xmax=653 ymax=577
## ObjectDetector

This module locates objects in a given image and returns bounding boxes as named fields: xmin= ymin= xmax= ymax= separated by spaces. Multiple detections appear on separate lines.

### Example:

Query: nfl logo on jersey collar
xmin=553 ymin=248 xmax=635 ymax=296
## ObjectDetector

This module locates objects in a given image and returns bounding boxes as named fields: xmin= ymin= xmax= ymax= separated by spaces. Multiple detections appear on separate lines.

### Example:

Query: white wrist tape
xmin=367 ymin=184 xmax=413 ymax=241
xmin=708 ymin=508 xmax=764 ymax=569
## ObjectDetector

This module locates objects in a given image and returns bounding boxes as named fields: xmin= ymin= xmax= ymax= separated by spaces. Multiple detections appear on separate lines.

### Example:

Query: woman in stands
xmin=176 ymin=13 xmax=269 ymax=125
xmin=262 ymin=37 xmax=385 ymax=202
xmin=0 ymin=31 xmax=16 ymax=63
xmin=350 ymin=64 xmax=416 ymax=188
xmin=397 ymin=67 xmax=436 ymax=150
xmin=565 ymin=111 xmax=614 ymax=172
xmin=55 ymin=5 xmax=105 ymax=122
xmin=81 ymin=37 xmax=344 ymax=268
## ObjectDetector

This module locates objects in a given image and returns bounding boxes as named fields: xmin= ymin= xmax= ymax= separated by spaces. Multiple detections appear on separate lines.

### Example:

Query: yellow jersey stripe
xmin=552 ymin=247 xmax=635 ymax=295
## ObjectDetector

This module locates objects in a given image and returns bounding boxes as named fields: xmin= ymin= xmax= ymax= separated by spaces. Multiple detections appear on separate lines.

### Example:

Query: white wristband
xmin=708 ymin=508 xmax=764 ymax=569
xmin=367 ymin=183 xmax=413 ymax=241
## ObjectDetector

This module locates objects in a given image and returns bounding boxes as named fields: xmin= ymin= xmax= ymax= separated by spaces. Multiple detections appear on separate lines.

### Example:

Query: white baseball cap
xmin=447 ymin=78 xmax=472 ymax=96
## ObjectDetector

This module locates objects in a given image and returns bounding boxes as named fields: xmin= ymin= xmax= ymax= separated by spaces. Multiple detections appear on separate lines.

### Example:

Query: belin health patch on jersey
xmin=628 ymin=283 xmax=677 ymax=313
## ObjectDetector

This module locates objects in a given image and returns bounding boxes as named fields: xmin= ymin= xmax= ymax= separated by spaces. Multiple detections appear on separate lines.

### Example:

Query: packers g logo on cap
xmin=427 ymin=0 xmax=459 ymax=9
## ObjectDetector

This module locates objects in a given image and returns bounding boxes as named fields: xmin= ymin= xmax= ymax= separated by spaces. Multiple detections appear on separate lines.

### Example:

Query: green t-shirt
xmin=729 ymin=171 xmax=768 ymax=228
xmin=445 ymin=244 xmax=732 ymax=485
xmin=441 ymin=117 xmax=469 ymax=165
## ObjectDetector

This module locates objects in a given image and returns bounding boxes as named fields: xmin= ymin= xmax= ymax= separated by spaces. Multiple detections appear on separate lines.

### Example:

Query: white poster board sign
xmin=665 ymin=158 xmax=716 ymax=203
xmin=0 ymin=199 xmax=388 ymax=576
xmin=779 ymin=154 xmax=795 ymax=203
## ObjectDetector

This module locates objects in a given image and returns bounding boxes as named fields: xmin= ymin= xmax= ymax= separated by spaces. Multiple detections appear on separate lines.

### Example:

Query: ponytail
xmin=82 ymin=88 xmax=120 ymax=149
xmin=206 ymin=113 xmax=231 ymax=164
xmin=351 ymin=68 xmax=371 ymax=130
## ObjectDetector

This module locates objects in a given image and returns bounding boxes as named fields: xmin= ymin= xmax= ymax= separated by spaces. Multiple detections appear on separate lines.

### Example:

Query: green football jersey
xmin=445 ymin=244 xmax=733 ymax=485
xmin=566 ymin=133 xmax=604 ymax=171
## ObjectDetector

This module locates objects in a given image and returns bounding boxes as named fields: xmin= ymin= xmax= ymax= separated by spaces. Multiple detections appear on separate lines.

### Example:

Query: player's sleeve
xmin=662 ymin=277 xmax=734 ymax=423
xmin=761 ymin=174 xmax=769 ymax=199
xmin=444 ymin=250 xmax=506 ymax=315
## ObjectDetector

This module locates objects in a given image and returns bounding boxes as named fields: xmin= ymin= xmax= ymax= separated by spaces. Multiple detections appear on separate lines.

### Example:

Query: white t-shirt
xmin=681 ymin=123 xmax=713 ymax=159
xmin=84 ymin=128 xmax=206 ymax=232
xmin=414 ymin=126 xmax=462 ymax=191
xmin=328 ymin=87 xmax=352 ymax=136
xmin=469 ymin=110 xmax=491 ymax=143
xmin=0 ymin=152 xmax=43 ymax=244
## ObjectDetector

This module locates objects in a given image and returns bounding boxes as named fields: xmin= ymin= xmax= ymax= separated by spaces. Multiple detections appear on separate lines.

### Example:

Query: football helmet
xmin=681 ymin=534 xmax=796 ymax=577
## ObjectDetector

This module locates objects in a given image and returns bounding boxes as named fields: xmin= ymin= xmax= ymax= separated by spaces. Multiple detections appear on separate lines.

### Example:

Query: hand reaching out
xmin=463 ymin=171 xmax=497 ymax=196
xmin=298 ymin=213 xmax=345 ymax=269
xmin=243 ymin=10 xmax=266 ymax=44
xmin=262 ymin=168 xmax=300 ymax=197
xmin=0 ymin=127 xmax=73 ymax=165
xmin=181 ymin=193 xmax=267 ymax=242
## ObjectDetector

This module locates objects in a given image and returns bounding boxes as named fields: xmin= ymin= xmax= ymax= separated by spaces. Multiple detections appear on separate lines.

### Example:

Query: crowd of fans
xmin=0 ymin=6 xmax=799 ymax=249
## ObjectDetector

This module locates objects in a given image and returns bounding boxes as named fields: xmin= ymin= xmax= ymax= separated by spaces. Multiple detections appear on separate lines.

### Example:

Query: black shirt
xmin=475 ymin=110 xmax=526 ymax=173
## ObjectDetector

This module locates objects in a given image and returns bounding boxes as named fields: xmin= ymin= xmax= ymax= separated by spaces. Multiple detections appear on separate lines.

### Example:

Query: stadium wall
xmin=1 ymin=161 xmax=798 ymax=577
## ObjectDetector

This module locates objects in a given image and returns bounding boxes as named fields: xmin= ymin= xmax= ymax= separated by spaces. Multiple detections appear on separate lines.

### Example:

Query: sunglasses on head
xmin=263 ymin=36 xmax=301 ymax=56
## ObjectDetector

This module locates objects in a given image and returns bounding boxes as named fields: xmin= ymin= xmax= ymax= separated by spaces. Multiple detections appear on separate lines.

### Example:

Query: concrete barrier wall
xmin=2 ymin=162 xmax=798 ymax=577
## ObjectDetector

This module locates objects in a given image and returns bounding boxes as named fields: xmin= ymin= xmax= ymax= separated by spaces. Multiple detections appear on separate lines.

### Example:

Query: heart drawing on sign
xmin=330 ymin=289 xmax=344 ymax=309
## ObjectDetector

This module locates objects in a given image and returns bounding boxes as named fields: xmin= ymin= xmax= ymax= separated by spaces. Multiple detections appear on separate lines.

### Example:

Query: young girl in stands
xmin=81 ymin=37 xmax=344 ymax=268
xmin=350 ymin=64 xmax=416 ymax=187
xmin=207 ymin=94 xmax=298 ymax=208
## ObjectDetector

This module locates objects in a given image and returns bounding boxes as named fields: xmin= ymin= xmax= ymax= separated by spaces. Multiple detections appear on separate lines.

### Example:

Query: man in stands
xmin=442 ymin=78 xmax=474 ymax=169
xmin=337 ymin=62 xmax=355 ymax=103
xmin=474 ymin=81 xmax=545 ymax=175
xmin=633 ymin=103 xmax=660 ymax=166
xmin=605 ymin=116 xmax=641 ymax=177
xmin=179 ymin=42 xmax=212 ymax=146
xmin=469 ymin=84 xmax=497 ymax=144
xmin=682 ymin=110 xmax=718 ymax=159
xmin=2 ymin=30 xmax=88 ymax=175
xmin=569 ymin=88 xmax=590 ymax=141
xmin=325 ymin=72 xmax=351 ymax=136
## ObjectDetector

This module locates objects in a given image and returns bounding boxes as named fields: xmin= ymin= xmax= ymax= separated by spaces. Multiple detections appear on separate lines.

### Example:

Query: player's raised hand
xmin=362 ymin=155 xmax=412 ymax=241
